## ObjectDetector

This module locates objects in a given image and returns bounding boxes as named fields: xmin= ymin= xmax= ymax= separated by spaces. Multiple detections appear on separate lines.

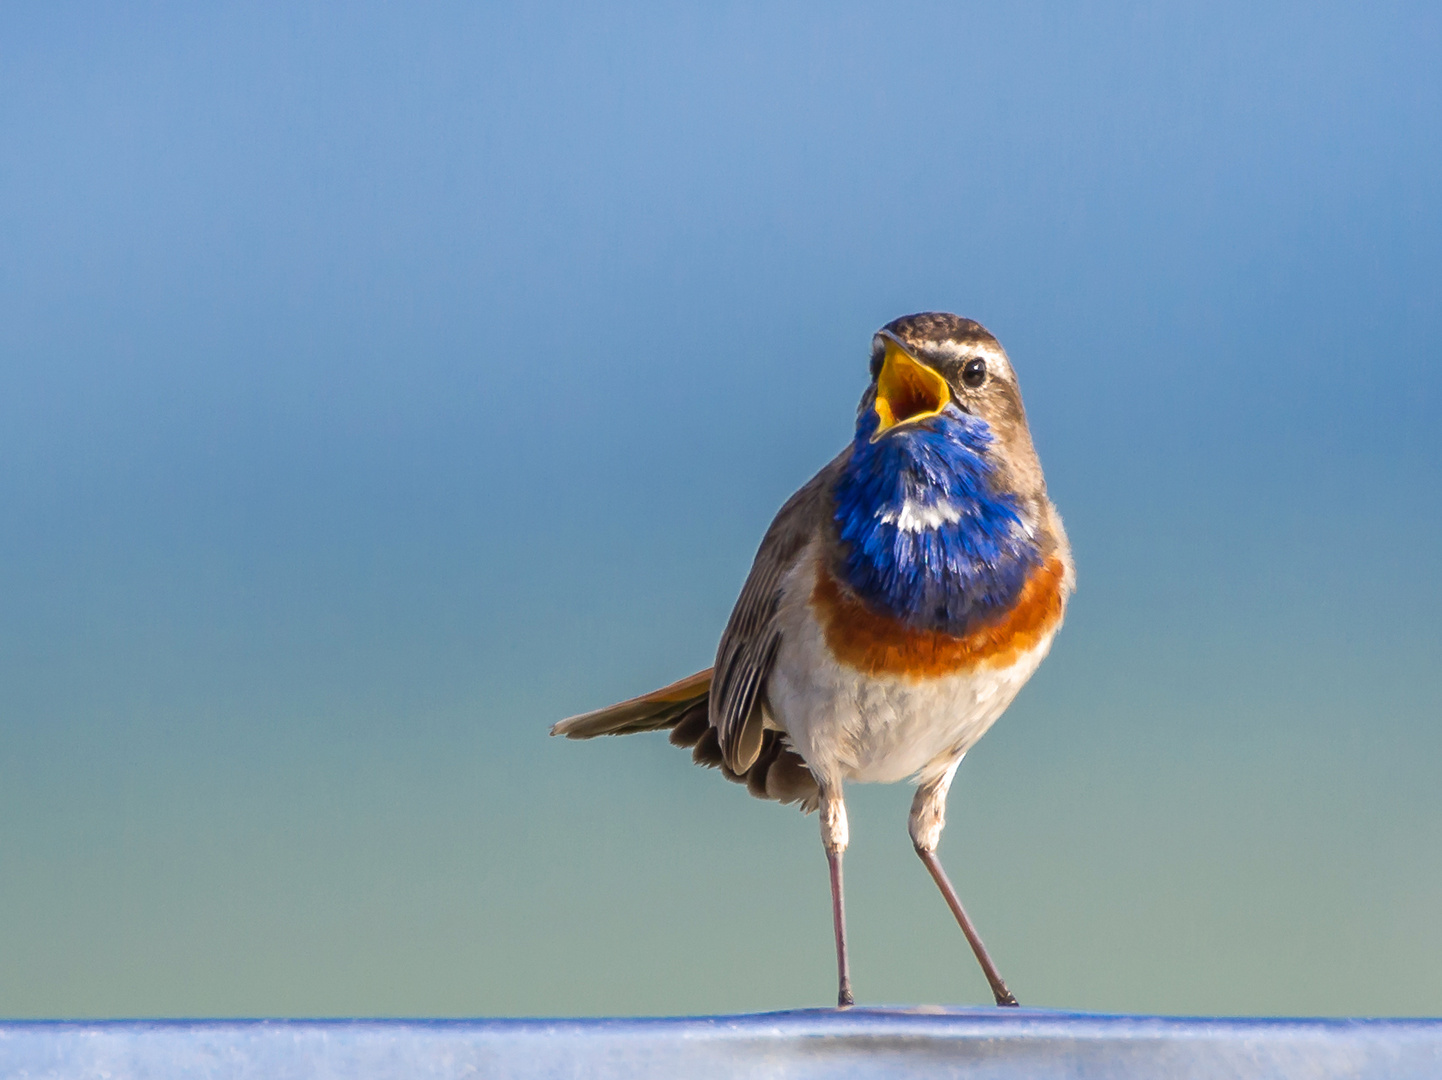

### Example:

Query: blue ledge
xmin=3 ymin=1008 xmax=1441 ymax=1079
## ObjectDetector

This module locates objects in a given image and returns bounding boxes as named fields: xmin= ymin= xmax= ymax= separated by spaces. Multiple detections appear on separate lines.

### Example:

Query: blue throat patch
xmin=832 ymin=403 xmax=1040 ymax=636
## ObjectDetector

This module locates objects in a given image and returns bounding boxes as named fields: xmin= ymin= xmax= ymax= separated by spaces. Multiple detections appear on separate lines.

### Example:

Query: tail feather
xmin=667 ymin=702 xmax=710 ymax=748
xmin=690 ymin=724 xmax=726 ymax=769
xmin=552 ymin=668 xmax=819 ymax=812
xmin=551 ymin=669 xmax=712 ymax=739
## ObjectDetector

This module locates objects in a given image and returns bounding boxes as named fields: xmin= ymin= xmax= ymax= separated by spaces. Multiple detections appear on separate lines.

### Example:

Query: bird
xmin=552 ymin=312 xmax=1073 ymax=1009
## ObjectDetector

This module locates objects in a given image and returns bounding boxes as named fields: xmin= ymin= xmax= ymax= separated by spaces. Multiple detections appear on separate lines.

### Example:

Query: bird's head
xmin=856 ymin=312 xmax=1045 ymax=504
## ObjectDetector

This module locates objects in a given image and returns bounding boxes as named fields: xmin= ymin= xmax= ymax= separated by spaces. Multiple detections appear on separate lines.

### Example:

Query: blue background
xmin=1 ymin=2 xmax=1438 ymax=1017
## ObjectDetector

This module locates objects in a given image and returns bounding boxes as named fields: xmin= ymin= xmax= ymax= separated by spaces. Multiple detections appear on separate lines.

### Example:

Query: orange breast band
xmin=812 ymin=556 xmax=1068 ymax=680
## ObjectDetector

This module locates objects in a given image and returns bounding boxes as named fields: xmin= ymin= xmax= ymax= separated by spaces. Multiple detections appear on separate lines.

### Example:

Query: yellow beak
xmin=872 ymin=336 xmax=951 ymax=441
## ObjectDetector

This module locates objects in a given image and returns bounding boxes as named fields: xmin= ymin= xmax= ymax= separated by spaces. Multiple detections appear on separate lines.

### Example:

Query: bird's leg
xmin=820 ymin=785 xmax=854 ymax=1008
xmin=909 ymin=762 xmax=1018 ymax=1007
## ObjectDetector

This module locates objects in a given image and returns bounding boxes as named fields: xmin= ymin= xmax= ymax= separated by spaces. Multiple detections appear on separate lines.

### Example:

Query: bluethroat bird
xmin=553 ymin=313 xmax=1073 ymax=1008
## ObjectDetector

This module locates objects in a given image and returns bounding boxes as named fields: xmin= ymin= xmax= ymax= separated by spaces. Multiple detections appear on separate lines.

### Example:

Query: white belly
xmin=766 ymin=550 xmax=1056 ymax=788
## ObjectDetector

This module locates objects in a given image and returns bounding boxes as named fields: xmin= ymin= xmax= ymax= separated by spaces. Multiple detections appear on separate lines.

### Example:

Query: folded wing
xmin=551 ymin=451 xmax=847 ymax=813
xmin=710 ymin=454 xmax=843 ymax=774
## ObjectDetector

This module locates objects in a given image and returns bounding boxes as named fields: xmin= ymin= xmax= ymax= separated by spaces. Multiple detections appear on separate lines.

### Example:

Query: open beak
xmin=871 ymin=334 xmax=951 ymax=441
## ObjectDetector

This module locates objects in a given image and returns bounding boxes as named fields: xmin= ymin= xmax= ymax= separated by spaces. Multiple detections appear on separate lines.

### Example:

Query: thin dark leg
xmin=916 ymin=846 xmax=1018 ymax=1006
xmin=827 ymin=847 xmax=855 ymax=1008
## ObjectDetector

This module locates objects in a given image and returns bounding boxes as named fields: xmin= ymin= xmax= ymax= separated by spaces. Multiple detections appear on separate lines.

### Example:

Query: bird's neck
xmin=831 ymin=411 xmax=1041 ymax=636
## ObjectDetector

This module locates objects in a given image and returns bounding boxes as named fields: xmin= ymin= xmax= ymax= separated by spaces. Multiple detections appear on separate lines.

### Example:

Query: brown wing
xmin=551 ymin=450 xmax=846 ymax=811
xmin=710 ymin=451 xmax=846 ymax=773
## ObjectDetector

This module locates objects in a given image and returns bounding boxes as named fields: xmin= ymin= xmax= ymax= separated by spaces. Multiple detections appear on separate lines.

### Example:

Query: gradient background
xmin=2 ymin=2 xmax=1439 ymax=1019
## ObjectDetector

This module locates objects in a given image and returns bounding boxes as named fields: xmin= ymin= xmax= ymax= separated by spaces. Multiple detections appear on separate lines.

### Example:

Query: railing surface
xmin=3 ymin=1008 xmax=1441 ymax=1079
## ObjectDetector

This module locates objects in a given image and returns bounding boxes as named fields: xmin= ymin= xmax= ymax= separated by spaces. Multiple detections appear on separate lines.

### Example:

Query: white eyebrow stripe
xmin=924 ymin=340 xmax=1012 ymax=374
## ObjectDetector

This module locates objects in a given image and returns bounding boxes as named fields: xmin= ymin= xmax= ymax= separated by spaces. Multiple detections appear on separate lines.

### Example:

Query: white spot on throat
xmin=878 ymin=497 xmax=964 ymax=532
xmin=879 ymin=497 xmax=1040 ymax=538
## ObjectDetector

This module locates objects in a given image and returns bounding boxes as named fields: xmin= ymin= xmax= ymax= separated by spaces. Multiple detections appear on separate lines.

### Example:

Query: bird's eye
xmin=961 ymin=358 xmax=987 ymax=388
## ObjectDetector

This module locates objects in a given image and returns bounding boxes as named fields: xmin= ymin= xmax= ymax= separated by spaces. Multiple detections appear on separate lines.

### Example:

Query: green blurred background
xmin=1 ymin=2 xmax=1439 ymax=1017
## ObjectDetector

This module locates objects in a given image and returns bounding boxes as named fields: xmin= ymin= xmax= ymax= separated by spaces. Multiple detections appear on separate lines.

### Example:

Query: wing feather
xmin=551 ymin=449 xmax=845 ymax=813
xmin=710 ymin=452 xmax=846 ymax=772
